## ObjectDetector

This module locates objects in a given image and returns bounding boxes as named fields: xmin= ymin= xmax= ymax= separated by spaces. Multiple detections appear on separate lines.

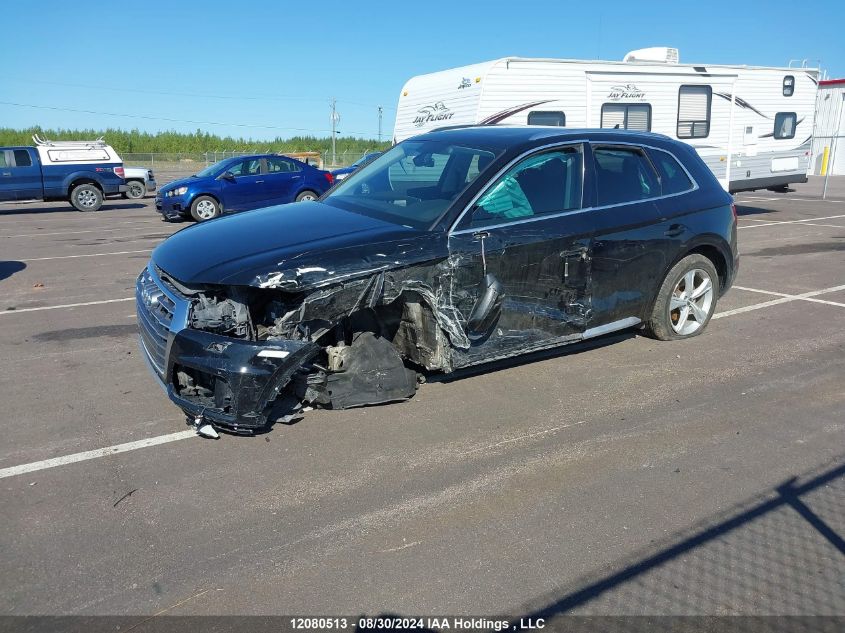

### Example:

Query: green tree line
xmin=0 ymin=127 xmax=390 ymax=155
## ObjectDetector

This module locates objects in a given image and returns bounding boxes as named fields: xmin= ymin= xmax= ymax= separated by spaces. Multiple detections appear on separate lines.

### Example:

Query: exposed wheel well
xmin=686 ymin=244 xmax=728 ymax=292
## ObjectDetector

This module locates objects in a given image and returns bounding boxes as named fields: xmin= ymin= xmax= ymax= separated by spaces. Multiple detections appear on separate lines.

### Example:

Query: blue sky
xmin=1 ymin=0 xmax=843 ymax=141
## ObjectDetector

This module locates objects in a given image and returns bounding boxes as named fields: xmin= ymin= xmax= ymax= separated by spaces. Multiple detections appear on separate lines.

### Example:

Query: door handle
xmin=292 ymin=175 xmax=301 ymax=179
xmin=664 ymin=224 xmax=686 ymax=238
xmin=1 ymin=172 xmax=11 ymax=177
xmin=472 ymin=230 xmax=490 ymax=240
xmin=255 ymin=180 xmax=264 ymax=184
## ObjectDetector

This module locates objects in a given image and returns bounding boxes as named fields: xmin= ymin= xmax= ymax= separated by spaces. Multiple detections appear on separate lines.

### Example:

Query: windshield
xmin=193 ymin=159 xmax=233 ymax=178
xmin=322 ymin=141 xmax=499 ymax=229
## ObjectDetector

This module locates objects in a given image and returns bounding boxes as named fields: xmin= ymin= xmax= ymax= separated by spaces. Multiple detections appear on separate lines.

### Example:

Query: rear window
xmin=774 ymin=112 xmax=797 ymax=139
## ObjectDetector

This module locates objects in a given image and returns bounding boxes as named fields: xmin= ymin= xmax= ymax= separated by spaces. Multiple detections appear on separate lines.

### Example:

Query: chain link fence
xmin=122 ymin=150 xmax=379 ymax=185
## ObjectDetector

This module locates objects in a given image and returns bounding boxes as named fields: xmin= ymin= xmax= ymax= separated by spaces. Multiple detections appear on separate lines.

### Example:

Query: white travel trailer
xmin=393 ymin=49 xmax=819 ymax=193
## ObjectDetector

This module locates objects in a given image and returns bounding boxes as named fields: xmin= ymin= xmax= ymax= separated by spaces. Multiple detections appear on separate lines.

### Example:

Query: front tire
xmin=190 ymin=196 xmax=221 ymax=222
xmin=70 ymin=184 xmax=103 ymax=212
xmin=123 ymin=180 xmax=146 ymax=199
xmin=295 ymin=190 xmax=319 ymax=202
xmin=645 ymin=254 xmax=719 ymax=341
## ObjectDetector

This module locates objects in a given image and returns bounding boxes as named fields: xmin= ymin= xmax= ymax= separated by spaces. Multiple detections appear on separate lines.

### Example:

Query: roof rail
xmin=32 ymin=134 xmax=107 ymax=147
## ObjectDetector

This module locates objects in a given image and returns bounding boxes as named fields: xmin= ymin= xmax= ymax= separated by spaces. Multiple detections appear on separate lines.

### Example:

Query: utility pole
xmin=378 ymin=106 xmax=383 ymax=143
xmin=330 ymin=98 xmax=340 ymax=167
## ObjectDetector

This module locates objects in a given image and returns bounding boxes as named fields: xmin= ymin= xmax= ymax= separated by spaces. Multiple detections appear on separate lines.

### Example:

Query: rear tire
xmin=295 ymin=190 xmax=319 ymax=202
xmin=124 ymin=180 xmax=146 ymax=199
xmin=645 ymin=254 xmax=719 ymax=341
xmin=70 ymin=184 xmax=103 ymax=212
xmin=190 ymin=196 xmax=221 ymax=222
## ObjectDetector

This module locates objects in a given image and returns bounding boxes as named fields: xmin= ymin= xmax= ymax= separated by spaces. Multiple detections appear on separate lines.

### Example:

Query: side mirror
xmin=219 ymin=171 xmax=235 ymax=181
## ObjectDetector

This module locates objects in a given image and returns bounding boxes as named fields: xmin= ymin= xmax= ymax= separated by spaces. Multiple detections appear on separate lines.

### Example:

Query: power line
xmin=0 ymin=101 xmax=383 ymax=137
xmin=0 ymin=76 xmax=397 ymax=111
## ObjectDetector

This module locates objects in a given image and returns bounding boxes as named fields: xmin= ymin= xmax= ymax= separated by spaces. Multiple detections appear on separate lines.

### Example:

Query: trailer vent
xmin=623 ymin=47 xmax=679 ymax=64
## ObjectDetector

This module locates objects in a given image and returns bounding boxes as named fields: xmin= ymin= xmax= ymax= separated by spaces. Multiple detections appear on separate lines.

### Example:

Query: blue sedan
xmin=330 ymin=151 xmax=383 ymax=181
xmin=156 ymin=154 xmax=335 ymax=221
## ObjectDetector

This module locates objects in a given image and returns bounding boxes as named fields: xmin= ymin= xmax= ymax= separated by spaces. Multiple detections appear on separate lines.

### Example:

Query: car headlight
xmin=166 ymin=186 xmax=188 ymax=197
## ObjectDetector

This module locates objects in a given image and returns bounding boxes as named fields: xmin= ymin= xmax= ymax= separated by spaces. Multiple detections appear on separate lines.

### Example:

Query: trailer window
xmin=601 ymin=104 xmax=652 ymax=131
xmin=774 ymin=112 xmax=797 ymax=139
xmin=677 ymin=85 xmax=712 ymax=139
xmin=593 ymin=146 xmax=660 ymax=206
xmin=527 ymin=111 xmax=566 ymax=126
xmin=783 ymin=76 xmax=795 ymax=97
xmin=13 ymin=150 xmax=32 ymax=167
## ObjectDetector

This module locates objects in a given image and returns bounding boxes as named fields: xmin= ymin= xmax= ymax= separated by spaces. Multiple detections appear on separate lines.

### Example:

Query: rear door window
xmin=13 ymin=150 xmax=32 ymax=167
xmin=266 ymin=157 xmax=301 ymax=173
xmin=593 ymin=146 xmax=660 ymax=206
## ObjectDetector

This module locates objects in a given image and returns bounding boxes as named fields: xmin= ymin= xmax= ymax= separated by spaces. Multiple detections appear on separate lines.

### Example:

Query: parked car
xmin=155 ymin=154 xmax=334 ymax=222
xmin=137 ymin=126 xmax=738 ymax=435
xmin=331 ymin=151 xmax=383 ymax=181
xmin=122 ymin=167 xmax=156 ymax=199
xmin=0 ymin=136 xmax=126 ymax=211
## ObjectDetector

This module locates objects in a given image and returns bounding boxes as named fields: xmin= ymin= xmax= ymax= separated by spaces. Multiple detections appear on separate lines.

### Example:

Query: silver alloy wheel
xmin=299 ymin=193 xmax=316 ymax=201
xmin=669 ymin=268 xmax=714 ymax=335
xmin=195 ymin=199 xmax=217 ymax=219
xmin=77 ymin=189 xmax=99 ymax=209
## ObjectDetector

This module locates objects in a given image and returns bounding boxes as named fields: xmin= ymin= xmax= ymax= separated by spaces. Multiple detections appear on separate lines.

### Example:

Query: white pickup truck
xmin=122 ymin=167 xmax=156 ymax=199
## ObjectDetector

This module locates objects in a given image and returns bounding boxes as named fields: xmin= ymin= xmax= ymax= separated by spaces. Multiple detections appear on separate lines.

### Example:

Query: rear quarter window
xmin=593 ymin=146 xmax=660 ymax=206
xmin=650 ymin=149 xmax=695 ymax=195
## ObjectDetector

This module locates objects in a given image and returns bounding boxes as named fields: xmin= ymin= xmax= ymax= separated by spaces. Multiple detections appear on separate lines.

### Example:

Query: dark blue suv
xmin=156 ymin=154 xmax=334 ymax=221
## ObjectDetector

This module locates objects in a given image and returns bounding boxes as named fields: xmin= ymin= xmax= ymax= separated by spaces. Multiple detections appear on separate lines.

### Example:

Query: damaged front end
xmin=136 ymin=262 xmax=444 ymax=433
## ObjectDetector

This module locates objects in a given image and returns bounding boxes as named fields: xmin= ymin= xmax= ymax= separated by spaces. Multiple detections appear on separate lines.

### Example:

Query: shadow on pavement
xmin=0 ymin=202 xmax=146 ymax=216
xmin=0 ymin=261 xmax=26 ymax=281
xmin=507 ymin=456 xmax=845 ymax=625
xmin=735 ymin=204 xmax=780 ymax=217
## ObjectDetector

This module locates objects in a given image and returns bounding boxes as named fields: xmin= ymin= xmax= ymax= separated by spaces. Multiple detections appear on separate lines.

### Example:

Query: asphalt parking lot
xmin=1 ymin=178 xmax=844 ymax=621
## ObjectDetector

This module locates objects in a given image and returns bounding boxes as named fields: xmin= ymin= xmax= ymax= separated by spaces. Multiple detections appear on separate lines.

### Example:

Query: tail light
xmin=324 ymin=172 xmax=335 ymax=185
xmin=730 ymin=202 xmax=738 ymax=220
xmin=114 ymin=166 xmax=125 ymax=178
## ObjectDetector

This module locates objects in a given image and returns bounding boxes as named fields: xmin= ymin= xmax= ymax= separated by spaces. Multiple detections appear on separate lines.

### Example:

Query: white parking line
xmin=737 ymin=214 xmax=845 ymax=230
xmin=1 ymin=297 xmax=133 ymax=315
xmin=714 ymin=284 xmax=845 ymax=318
xmin=0 ymin=430 xmax=196 ymax=479
xmin=0 ymin=224 xmax=165 ymax=239
xmin=20 ymin=249 xmax=153 ymax=262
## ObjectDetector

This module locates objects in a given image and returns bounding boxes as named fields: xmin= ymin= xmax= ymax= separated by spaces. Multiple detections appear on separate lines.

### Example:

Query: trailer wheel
xmin=123 ymin=180 xmax=146 ymax=199
xmin=70 ymin=184 xmax=103 ymax=212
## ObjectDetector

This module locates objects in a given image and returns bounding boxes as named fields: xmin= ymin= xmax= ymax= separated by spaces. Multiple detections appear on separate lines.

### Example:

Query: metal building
xmin=811 ymin=78 xmax=845 ymax=175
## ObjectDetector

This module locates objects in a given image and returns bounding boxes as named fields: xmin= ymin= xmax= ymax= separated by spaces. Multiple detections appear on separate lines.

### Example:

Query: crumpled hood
xmin=152 ymin=201 xmax=446 ymax=289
